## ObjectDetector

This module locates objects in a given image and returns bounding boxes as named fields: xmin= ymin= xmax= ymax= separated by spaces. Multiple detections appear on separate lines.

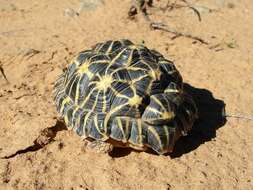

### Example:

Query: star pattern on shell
xmin=53 ymin=39 xmax=198 ymax=154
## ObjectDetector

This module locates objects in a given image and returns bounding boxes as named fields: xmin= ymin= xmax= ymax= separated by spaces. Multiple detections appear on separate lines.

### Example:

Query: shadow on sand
xmin=170 ymin=83 xmax=226 ymax=158
xmin=110 ymin=83 xmax=226 ymax=158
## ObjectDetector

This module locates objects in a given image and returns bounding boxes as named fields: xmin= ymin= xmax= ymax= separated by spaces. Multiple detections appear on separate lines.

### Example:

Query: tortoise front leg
xmin=84 ymin=139 xmax=114 ymax=154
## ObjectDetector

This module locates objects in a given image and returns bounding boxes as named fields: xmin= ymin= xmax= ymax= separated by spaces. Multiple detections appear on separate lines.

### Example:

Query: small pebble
xmin=64 ymin=8 xmax=78 ymax=17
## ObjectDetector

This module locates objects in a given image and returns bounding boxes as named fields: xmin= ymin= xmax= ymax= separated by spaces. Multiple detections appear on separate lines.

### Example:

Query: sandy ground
xmin=0 ymin=0 xmax=252 ymax=189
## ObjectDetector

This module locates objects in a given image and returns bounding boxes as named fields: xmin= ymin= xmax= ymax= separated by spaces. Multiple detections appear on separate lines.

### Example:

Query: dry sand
xmin=0 ymin=0 xmax=252 ymax=189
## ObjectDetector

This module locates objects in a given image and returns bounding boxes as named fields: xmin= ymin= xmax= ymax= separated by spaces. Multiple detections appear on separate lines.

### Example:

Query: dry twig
xmin=162 ymin=0 xmax=202 ymax=21
xmin=23 ymin=49 xmax=41 ymax=59
xmin=128 ymin=0 xmax=209 ymax=45
xmin=224 ymin=114 xmax=253 ymax=121
xmin=0 ymin=62 xmax=9 ymax=84
xmin=150 ymin=22 xmax=209 ymax=44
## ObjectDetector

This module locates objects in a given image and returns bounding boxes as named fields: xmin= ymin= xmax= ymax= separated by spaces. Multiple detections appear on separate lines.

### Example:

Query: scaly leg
xmin=84 ymin=140 xmax=114 ymax=154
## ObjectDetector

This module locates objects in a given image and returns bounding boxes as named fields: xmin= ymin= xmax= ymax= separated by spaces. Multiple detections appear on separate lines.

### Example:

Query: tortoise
xmin=53 ymin=39 xmax=198 ymax=154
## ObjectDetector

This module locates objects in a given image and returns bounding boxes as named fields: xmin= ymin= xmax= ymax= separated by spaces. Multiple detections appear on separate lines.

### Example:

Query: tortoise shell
xmin=53 ymin=39 xmax=198 ymax=154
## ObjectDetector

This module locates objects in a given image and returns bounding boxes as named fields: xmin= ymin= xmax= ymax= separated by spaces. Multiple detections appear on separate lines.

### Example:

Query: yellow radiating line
xmin=110 ymin=103 xmax=128 ymax=115
xmin=73 ymin=56 xmax=81 ymax=65
xmin=77 ymin=64 xmax=93 ymax=78
xmin=109 ymin=67 xmax=125 ymax=75
xmin=73 ymin=109 xmax=81 ymax=131
xmin=104 ymin=112 xmax=112 ymax=134
xmin=79 ymin=87 xmax=95 ymax=107
xmin=93 ymin=114 xmax=107 ymax=140
xmin=53 ymin=85 xmax=61 ymax=96
xmin=152 ymin=96 xmax=166 ymax=111
xmin=82 ymin=111 xmax=92 ymax=138
xmin=102 ymin=91 xmax=107 ymax=113
xmin=105 ymin=48 xmax=126 ymax=74
xmin=64 ymin=73 xmax=69 ymax=86
xmin=145 ymin=107 xmax=163 ymax=115
xmin=115 ymin=93 xmax=130 ymax=100
xmin=68 ymin=74 xmax=79 ymax=97
xmin=117 ymin=117 xmax=126 ymax=142
xmin=106 ymin=41 xmax=114 ymax=54
xmin=95 ymin=43 xmax=103 ymax=52
xmin=128 ymin=119 xmax=144 ymax=148
xmin=119 ymin=40 xmax=126 ymax=47
xmin=111 ymin=79 xmax=128 ymax=83
xmin=137 ymin=119 xmax=142 ymax=145
xmin=98 ymin=59 xmax=110 ymax=64
xmin=126 ymin=49 xmax=133 ymax=66
xmin=92 ymin=60 xmax=110 ymax=65
xmin=72 ymin=106 xmax=79 ymax=123
xmin=104 ymin=102 xmax=129 ymax=129
xmin=64 ymin=73 xmax=78 ymax=95
xmin=64 ymin=114 xmax=69 ymax=126
xmin=127 ymin=66 xmax=147 ymax=72
xmin=163 ymin=94 xmax=171 ymax=107
xmin=137 ymin=58 xmax=160 ymax=80
xmin=94 ymin=114 xmax=98 ymax=129
xmin=74 ymin=76 xmax=82 ymax=105
xmin=128 ymin=44 xmax=138 ymax=49
xmin=123 ymin=107 xmax=133 ymax=117
xmin=131 ymin=74 xmax=149 ymax=84
xmin=80 ymin=86 xmax=98 ymax=107
xmin=146 ymin=77 xmax=155 ymax=94
xmin=159 ymin=61 xmax=178 ymax=74
xmin=89 ymin=74 xmax=103 ymax=86
xmin=55 ymin=74 xmax=65 ymax=85
xmin=125 ymin=117 xmax=130 ymax=138
xmin=110 ymin=87 xmax=130 ymax=99
xmin=91 ymin=90 xmax=99 ymax=111
xmin=89 ymin=53 xmax=101 ymax=60
xmin=54 ymin=89 xmax=65 ymax=101
xmin=138 ymin=48 xmax=157 ymax=68
xmin=130 ymin=83 xmax=136 ymax=94
xmin=166 ymin=70 xmax=178 ymax=75
xmin=126 ymin=84 xmax=140 ymax=105
xmin=163 ymin=125 xmax=169 ymax=147
xmin=60 ymin=96 xmax=71 ymax=114
xmin=147 ymin=126 xmax=162 ymax=151
xmin=164 ymin=88 xmax=180 ymax=93
xmin=96 ymin=73 xmax=102 ymax=80
xmin=89 ymin=81 xmax=99 ymax=86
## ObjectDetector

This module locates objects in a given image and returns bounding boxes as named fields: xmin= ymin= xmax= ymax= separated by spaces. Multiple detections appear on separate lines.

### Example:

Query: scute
xmin=53 ymin=39 xmax=198 ymax=155
xmin=75 ymin=50 xmax=94 ymax=65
